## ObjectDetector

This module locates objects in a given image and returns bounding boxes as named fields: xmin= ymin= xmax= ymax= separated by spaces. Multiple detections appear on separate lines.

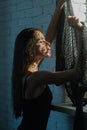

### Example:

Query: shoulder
xmin=23 ymin=70 xmax=53 ymax=85
xmin=22 ymin=72 xmax=32 ymax=86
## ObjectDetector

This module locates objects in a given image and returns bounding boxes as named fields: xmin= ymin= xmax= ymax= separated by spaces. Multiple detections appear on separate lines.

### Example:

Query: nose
xmin=45 ymin=40 xmax=50 ymax=47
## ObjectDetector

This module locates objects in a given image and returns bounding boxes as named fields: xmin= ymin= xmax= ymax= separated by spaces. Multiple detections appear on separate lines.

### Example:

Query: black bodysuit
xmin=17 ymin=74 xmax=53 ymax=130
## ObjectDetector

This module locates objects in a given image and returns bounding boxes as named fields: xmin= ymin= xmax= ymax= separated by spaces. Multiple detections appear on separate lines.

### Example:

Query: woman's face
xmin=34 ymin=30 xmax=51 ymax=59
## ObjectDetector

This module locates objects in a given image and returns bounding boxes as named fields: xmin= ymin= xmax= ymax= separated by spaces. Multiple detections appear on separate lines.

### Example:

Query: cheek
xmin=41 ymin=47 xmax=46 ymax=52
xmin=35 ymin=44 xmax=47 ymax=55
xmin=34 ymin=46 xmax=42 ymax=54
xmin=37 ymin=45 xmax=45 ymax=52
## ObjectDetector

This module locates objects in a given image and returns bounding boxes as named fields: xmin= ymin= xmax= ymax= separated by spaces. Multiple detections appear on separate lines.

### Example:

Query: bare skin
xmin=25 ymin=31 xmax=76 ymax=99
xmin=67 ymin=16 xmax=84 ymax=30
xmin=46 ymin=0 xmax=66 ymax=43
xmin=24 ymin=0 xmax=84 ymax=100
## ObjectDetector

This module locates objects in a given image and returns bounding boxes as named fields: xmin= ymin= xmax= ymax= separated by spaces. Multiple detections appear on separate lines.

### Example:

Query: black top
xmin=17 ymin=73 xmax=53 ymax=130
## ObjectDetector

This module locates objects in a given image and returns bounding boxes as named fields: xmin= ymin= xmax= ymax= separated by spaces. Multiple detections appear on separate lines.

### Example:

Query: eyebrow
xmin=36 ymin=37 xmax=45 ymax=42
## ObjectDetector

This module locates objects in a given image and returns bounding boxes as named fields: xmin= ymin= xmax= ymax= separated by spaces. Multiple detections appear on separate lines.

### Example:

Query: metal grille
xmin=61 ymin=0 xmax=87 ymax=105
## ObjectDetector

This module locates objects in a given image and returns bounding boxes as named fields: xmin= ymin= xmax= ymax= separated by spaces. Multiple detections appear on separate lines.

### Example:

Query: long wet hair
xmin=12 ymin=27 xmax=42 ymax=119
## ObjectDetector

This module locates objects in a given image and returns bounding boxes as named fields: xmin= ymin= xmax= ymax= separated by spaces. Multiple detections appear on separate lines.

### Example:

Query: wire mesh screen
xmin=56 ymin=0 xmax=87 ymax=106
xmin=62 ymin=1 xmax=77 ymax=70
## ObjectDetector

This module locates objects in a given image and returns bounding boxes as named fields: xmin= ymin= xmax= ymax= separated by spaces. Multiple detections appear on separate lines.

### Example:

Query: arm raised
xmin=45 ymin=0 xmax=66 ymax=43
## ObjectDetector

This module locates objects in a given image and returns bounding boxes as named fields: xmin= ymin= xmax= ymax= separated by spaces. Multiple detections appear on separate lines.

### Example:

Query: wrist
xmin=78 ymin=22 xmax=84 ymax=30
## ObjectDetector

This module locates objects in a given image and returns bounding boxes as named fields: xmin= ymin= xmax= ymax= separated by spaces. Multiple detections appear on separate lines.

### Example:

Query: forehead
xmin=34 ymin=30 xmax=45 ymax=39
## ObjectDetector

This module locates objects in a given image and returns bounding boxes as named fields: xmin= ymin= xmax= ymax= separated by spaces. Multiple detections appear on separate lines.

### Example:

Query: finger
xmin=76 ymin=18 xmax=79 ymax=23
xmin=67 ymin=16 xmax=74 ymax=19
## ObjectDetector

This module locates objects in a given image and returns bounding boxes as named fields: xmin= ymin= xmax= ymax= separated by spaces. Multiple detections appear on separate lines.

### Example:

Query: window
xmin=71 ymin=0 xmax=87 ymax=22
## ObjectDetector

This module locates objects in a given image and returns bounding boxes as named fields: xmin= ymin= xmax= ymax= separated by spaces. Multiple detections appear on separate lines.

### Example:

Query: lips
xmin=47 ymin=49 xmax=51 ymax=53
xmin=46 ymin=49 xmax=51 ymax=56
xmin=41 ymin=46 xmax=51 ymax=57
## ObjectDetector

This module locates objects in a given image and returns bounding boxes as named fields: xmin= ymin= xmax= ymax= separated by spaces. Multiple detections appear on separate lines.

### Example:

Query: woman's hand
xmin=57 ymin=0 xmax=66 ymax=9
xmin=67 ymin=16 xmax=84 ymax=30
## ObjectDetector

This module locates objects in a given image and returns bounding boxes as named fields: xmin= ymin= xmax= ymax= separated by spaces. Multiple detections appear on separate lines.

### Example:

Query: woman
xmin=12 ymin=0 xmax=84 ymax=130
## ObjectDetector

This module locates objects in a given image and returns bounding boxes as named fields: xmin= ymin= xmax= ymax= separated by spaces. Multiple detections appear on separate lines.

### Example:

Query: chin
xmin=46 ymin=54 xmax=51 ymax=57
xmin=43 ymin=52 xmax=51 ymax=57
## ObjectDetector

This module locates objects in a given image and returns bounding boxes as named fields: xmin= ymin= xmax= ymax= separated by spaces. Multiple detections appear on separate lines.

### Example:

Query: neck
xmin=27 ymin=59 xmax=41 ymax=72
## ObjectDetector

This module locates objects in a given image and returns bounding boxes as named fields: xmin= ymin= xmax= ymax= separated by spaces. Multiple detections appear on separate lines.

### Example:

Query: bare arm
xmin=45 ymin=0 xmax=66 ymax=43
xmin=28 ymin=69 xmax=76 ymax=86
xmin=25 ymin=69 xmax=76 ymax=99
